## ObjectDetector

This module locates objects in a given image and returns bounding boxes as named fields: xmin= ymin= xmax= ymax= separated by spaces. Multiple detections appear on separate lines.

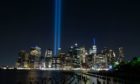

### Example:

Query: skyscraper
xmin=45 ymin=49 xmax=53 ymax=68
xmin=92 ymin=38 xmax=97 ymax=66
xmin=16 ymin=50 xmax=29 ymax=68
xmin=29 ymin=46 xmax=41 ymax=68
xmin=118 ymin=47 xmax=124 ymax=62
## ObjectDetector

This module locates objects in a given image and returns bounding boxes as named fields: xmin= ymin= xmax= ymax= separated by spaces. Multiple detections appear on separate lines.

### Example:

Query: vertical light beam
xmin=57 ymin=0 xmax=62 ymax=50
xmin=54 ymin=0 xmax=62 ymax=56
xmin=93 ymin=38 xmax=96 ymax=45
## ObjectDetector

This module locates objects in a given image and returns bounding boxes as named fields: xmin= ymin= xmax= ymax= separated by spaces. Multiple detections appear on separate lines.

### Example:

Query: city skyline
xmin=15 ymin=43 xmax=124 ymax=70
xmin=0 ymin=0 xmax=140 ymax=66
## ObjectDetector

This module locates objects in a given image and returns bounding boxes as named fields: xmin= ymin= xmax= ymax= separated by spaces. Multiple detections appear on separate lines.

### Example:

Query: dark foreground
xmin=0 ymin=69 xmax=76 ymax=84
xmin=0 ymin=69 xmax=140 ymax=84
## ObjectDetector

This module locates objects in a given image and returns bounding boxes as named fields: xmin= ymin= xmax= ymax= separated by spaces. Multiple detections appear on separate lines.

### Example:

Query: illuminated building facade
xmin=63 ymin=54 xmax=72 ymax=69
xmin=70 ymin=43 xmax=81 ymax=68
xmin=29 ymin=46 xmax=41 ymax=68
xmin=93 ymin=47 xmax=118 ymax=69
xmin=45 ymin=49 xmax=53 ymax=68
xmin=52 ymin=57 xmax=61 ymax=68
xmin=16 ymin=50 xmax=29 ymax=68
xmin=93 ymin=53 xmax=108 ymax=69
xmin=118 ymin=47 xmax=125 ymax=62
xmin=16 ymin=50 xmax=26 ymax=68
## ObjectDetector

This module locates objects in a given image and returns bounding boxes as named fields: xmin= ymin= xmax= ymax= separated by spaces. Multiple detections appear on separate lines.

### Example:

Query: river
xmin=0 ymin=70 xmax=139 ymax=84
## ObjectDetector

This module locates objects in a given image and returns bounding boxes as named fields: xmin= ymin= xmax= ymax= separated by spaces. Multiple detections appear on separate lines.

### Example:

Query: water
xmin=0 ymin=70 xmax=75 ymax=84
xmin=0 ymin=70 xmax=139 ymax=84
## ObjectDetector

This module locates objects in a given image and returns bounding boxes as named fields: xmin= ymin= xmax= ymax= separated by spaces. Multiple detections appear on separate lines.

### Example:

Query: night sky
xmin=0 ymin=0 xmax=140 ymax=66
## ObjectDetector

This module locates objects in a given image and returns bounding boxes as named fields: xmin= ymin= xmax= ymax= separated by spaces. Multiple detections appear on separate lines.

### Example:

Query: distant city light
xmin=75 ymin=43 xmax=78 ymax=46
xmin=109 ymin=65 xmax=113 ymax=69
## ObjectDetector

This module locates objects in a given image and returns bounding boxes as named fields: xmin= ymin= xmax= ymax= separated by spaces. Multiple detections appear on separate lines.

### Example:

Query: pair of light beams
xmin=53 ymin=0 xmax=95 ymax=56
xmin=54 ymin=0 xmax=62 ymax=56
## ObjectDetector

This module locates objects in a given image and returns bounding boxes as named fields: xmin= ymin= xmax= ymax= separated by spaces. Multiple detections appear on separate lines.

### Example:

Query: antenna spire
xmin=93 ymin=38 xmax=96 ymax=45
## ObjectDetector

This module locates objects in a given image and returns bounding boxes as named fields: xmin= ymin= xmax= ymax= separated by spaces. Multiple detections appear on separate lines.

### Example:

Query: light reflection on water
xmin=25 ymin=70 xmax=68 ymax=84
xmin=0 ymin=70 xmax=139 ymax=84
xmin=0 ymin=70 xmax=82 ymax=84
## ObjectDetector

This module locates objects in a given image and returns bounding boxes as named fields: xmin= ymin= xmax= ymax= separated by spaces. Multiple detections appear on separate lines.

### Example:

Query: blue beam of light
xmin=57 ymin=0 xmax=62 ymax=50
xmin=54 ymin=0 xmax=62 ymax=56
xmin=93 ymin=38 xmax=96 ymax=45
xmin=54 ymin=0 xmax=58 ymax=56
